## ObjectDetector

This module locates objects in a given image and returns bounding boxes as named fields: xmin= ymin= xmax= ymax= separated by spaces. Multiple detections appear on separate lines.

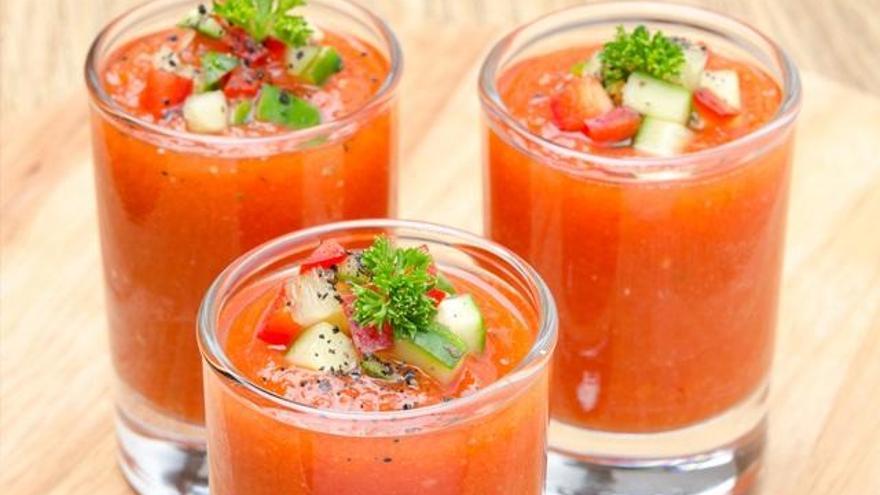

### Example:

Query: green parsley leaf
xmin=212 ymin=0 xmax=311 ymax=46
xmin=350 ymin=236 xmax=438 ymax=340
xmin=601 ymin=25 xmax=685 ymax=88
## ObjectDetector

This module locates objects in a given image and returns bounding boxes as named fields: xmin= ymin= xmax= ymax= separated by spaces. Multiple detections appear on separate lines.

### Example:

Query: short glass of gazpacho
xmin=480 ymin=2 xmax=800 ymax=493
xmin=85 ymin=1 xmax=400 ymax=491
xmin=197 ymin=219 xmax=557 ymax=495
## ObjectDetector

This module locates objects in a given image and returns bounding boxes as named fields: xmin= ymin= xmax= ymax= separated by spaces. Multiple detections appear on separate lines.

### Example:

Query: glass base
xmin=545 ymin=420 xmax=765 ymax=495
xmin=115 ymin=404 xmax=208 ymax=494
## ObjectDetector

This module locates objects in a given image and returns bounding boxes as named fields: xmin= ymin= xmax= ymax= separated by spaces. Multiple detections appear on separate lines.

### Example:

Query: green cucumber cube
xmin=286 ymin=269 xmax=347 ymax=331
xmin=571 ymin=51 xmax=602 ymax=78
xmin=391 ymin=325 xmax=467 ymax=384
xmin=699 ymin=70 xmax=741 ymax=110
xmin=622 ymin=72 xmax=692 ymax=124
xmin=435 ymin=295 xmax=485 ymax=353
xmin=286 ymin=322 xmax=358 ymax=373
xmin=178 ymin=6 xmax=225 ymax=39
xmin=182 ymin=91 xmax=228 ymax=133
xmin=285 ymin=46 xmax=321 ymax=77
xmin=671 ymin=41 xmax=708 ymax=90
xmin=634 ymin=116 xmax=693 ymax=157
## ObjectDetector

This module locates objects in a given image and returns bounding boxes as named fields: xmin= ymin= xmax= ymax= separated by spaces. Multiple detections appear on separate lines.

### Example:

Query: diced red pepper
xmin=584 ymin=107 xmax=642 ymax=143
xmin=256 ymin=292 xmax=300 ymax=346
xmin=222 ymin=26 xmax=270 ymax=66
xmin=140 ymin=68 xmax=193 ymax=116
xmin=263 ymin=37 xmax=287 ymax=61
xmin=300 ymin=240 xmax=348 ymax=273
xmin=693 ymin=88 xmax=740 ymax=118
xmin=350 ymin=321 xmax=394 ymax=354
xmin=222 ymin=66 xmax=263 ymax=98
xmin=550 ymin=76 xmax=614 ymax=132
xmin=426 ymin=288 xmax=447 ymax=306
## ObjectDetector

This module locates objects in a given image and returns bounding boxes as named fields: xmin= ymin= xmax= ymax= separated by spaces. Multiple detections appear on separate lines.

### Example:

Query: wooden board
xmin=3 ymin=20 xmax=880 ymax=495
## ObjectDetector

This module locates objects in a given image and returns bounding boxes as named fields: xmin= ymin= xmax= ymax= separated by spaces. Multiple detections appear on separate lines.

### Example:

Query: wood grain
xmin=2 ymin=3 xmax=880 ymax=495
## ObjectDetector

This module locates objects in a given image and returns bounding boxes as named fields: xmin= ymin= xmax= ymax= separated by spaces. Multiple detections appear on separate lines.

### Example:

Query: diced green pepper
xmin=196 ymin=52 xmax=239 ymax=93
xmin=255 ymin=84 xmax=322 ymax=129
xmin=304 ymin=46 xmax=342 ymax=86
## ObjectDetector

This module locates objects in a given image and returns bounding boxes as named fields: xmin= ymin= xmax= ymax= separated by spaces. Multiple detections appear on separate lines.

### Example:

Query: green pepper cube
xmin=196 ymin=52 xmax=239 ymax=92
xmin=255 ymin=84 xmax=322 ymax=129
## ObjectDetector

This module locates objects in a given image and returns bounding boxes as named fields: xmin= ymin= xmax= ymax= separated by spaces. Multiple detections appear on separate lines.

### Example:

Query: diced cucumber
xmin=571 ymin=51 xmax=602 ymax=78
xmin=622 ymin=72 xmax=692 ymax=124
xmin=633 ymin=116 xmax=693 ymax=157
xmin=255 ymin=84 xmax=322 ymax=129
xmin=229 ymin=99 xmax=252 ymax=125
xmin=285 ymin=322 xmax=358 ymax=373
xmin=435 ymin=295 xmax=485 ymax=354
xmin=177 ymin=6 xmax=225 ymax=39
xmin=336 ymin=252 xmax=366 ymax=283
xmin=671 ymin=41 xmax=708 ymax=90
xmin=699 ymin=70 xmax=741 ymax=111
xmin=391 ymin=325 xmax=467 ymax=384
xmin=286 ymin=269 xmax=347 ymax=331
xmin=285 ymin=45 xmax=342 ymax=86
xmin=285 ymin=46 xmax=320 ymax=77
xmin=182 ymin=91 xmax=228 ymax=133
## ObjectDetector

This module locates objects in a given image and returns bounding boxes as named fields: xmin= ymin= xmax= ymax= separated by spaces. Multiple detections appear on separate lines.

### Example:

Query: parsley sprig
xmin=601 ymin=25 xmax=685 ymax=87
xmin=350 ymin=237 xmax=439 ymax=340
xmin=213 ymin=0 xmax=311 ymax=46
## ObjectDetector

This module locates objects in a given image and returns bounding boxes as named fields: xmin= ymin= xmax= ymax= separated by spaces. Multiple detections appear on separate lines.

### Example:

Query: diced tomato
xmin=693 ymin=88 xmax=740 ymax=118
xmin=222 ymin=26 xmax=269 ymax=66
xmin=222 ymin=66 xmax=263 ymax=98
xmin=256 ymin=292 xmax=300 ymax=346
xmin=426 ymin=288 xmax=447 ymax=306
xmin=263 ymin=37 xmax=287 ymax=61
xmin=550 ymin=76 xmax=614 ymax=132
xmin=300 ymin=240 xmax=348 ymax=273
xmin=584 ymin=107 xmax=642 ymax=143
xmin=350 ymin=322 xmax=394 ymax=354
xmin=140 ymin=68 xmax=193 ymax=116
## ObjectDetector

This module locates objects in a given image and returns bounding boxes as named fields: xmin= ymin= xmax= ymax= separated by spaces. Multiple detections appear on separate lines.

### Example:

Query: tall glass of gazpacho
xmin=480 ymin=2 xmax=800 ymax=493
xmin=197 ymin=219 xmax=557 ymax=494
xmin=85 ymin=1 xmax=400 ymax=491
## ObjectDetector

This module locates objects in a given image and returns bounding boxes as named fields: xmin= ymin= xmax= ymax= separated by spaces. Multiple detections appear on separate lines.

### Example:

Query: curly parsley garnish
xmin=213 ymin=0 xmax=311 ymax=46
xmin=350 ymin=236 xmax=439 ymax=340
xmin=601 ymin=25 xmax=685 ymax=87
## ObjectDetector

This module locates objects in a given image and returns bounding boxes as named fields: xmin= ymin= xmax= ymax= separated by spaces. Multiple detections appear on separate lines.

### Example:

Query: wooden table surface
xmin=2 ymin=1 xmax=880 ymax=494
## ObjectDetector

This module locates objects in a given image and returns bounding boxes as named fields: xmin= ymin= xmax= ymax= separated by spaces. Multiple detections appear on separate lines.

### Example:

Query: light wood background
xmin=2 ymin=1 xmax=880 ymax=494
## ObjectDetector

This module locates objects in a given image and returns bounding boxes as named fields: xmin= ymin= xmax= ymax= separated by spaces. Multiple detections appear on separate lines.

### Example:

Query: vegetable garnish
xmin=349 ymin=236 xmax=439 ymax=340
xmin=256 ymin=236 xmax=486 ymax=386
xmin=213 ymin=0 xmax=312 ymax=46
xmin=600 ymin=25 xmax=685 ymax=88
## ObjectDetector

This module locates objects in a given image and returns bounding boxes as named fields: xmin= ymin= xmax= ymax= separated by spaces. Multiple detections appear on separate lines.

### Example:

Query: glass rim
xmin=84 ymin=0 xmax=403 ymax=147
xmin=478 ymin=0 xmax=802 ymax=173
xmin=197 ymin=218 xmax=558 ymax=422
